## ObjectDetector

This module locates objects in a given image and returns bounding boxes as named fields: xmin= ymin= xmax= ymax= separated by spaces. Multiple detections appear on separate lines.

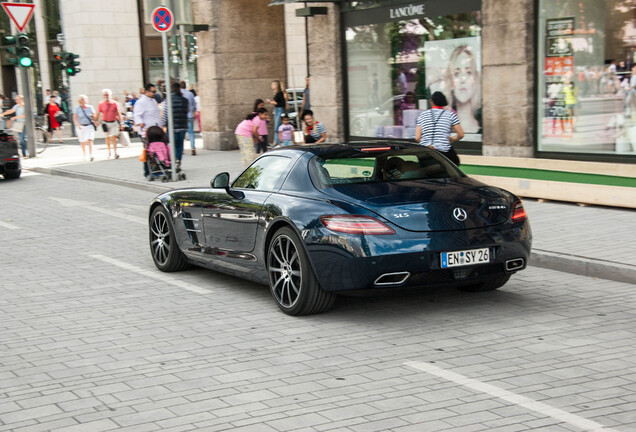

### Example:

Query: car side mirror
xmin=211 ymin=172 xmax=243 ymax=199
xmin=212 ymin=172 xmax=230 ymax=189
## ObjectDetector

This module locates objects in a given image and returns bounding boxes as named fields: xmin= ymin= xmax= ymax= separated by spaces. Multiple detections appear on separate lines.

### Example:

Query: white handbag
xmin=120 ymin=131 xmax=131 ymax=146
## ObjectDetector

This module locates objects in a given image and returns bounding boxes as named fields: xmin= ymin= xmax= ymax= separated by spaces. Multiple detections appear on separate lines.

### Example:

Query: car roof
xmin=268 ymin=142 xmax=422 ymax=157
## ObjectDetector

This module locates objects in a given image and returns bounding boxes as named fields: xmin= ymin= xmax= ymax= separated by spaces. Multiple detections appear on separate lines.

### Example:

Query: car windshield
xmin=308 ymin=147 xmax=464 ymax=188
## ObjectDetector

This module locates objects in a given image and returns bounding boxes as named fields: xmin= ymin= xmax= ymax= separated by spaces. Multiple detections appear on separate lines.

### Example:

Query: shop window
xmin=538 ymin=0 xmax=636 ymax=155
xmin=344 ymin=2 xmax=481 ymax=143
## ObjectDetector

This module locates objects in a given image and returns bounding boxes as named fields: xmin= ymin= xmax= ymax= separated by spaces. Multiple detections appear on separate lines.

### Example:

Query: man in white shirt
xmin=133 ymin=83 xmax=163 ymax=178
xmin=133 ymin=83 xmax=162 ymax=137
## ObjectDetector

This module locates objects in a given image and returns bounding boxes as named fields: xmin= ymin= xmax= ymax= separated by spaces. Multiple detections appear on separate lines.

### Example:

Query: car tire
xmin=3 ymin=169 xmax=21 ymax=180
xmin=149 ymin=206 xmax=190 ymax=272
xmin=458 ymin=274 xmax=511 ymax=292
xmin=267 ymin=226 xmax=335 ymax=316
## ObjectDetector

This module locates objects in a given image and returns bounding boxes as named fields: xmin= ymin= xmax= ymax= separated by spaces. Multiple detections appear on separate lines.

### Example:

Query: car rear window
xmin=309 ymin=148 xmax=463 ymax=188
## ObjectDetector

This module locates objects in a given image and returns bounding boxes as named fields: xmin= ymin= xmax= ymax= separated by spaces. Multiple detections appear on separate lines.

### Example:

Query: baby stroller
xmin=145 ymin=127 xmax=186 ymax=182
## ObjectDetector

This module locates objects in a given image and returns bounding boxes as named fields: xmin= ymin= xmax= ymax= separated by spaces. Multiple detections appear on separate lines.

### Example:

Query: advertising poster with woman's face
xmin=425 ymin=37 xmax=482 ymax=141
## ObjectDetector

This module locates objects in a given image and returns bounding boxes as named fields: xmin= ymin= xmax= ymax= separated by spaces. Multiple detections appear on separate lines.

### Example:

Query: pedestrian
xmin=253 ymin=98 xmax=265 ymax=112
xmin=278 ymin=113 xmax=295 ymax=146
xmin=154 ymin=80 xmax=165 ymax=103
xmin=97 ymin=89 xmax=123 ymax=159
xmin=234 ymin=112 xmax=260 ymax=167
xmin=301 ymin=76 xmax=311 ymax=114
xmin=302 ymin=110 xmax=326 ymax=144
xmin=266 ymin=80 xmax=286 ymax=146
xmin=162 ymin=81 xmax=189 ymax=165
xmin=415 ymin=91 xmax=464 ymax=165
xmin=73 ymin=94 xmax=96 ymax=162
xmin=44 ymin=97 xmax=64 ymax=143
xmin=253 ymin=107 xmax=269 ymax=154
xmin=42 ymin=89 xmax=51 ymax=107
xmin=134 ymin=83 xmax=163 ymax=177
xmin=52 ymin=90 xmax=62 ymax=106
xmin=2 ymin=95 xmax=27 ymax=157
xmin=180 ymin=81 xmax=197 ymax=155
xmin=194 ymin=91 xmax=201 ymax=132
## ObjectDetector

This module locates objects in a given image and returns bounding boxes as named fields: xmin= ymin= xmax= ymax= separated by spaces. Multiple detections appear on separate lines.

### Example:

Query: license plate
xmin=441 ymin=248 xmax=490 ymax=268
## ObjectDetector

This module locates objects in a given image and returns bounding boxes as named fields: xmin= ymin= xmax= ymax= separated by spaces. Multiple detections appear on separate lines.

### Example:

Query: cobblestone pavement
xmin=1 ymin=172 xmax=635 ymax=431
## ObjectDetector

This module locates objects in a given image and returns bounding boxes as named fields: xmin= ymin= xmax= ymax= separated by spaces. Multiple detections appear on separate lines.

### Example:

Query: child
xmin=146 ymin=125 xmax=171 ymax=167
xmin=253 ymin=107 xmax=269 ymax=154
xmin=278 ymin=113 xmax=295 ymax=147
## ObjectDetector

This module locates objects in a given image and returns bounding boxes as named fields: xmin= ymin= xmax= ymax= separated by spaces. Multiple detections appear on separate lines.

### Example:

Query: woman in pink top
xmin=235 ymin=112 xmax=259 ymax=167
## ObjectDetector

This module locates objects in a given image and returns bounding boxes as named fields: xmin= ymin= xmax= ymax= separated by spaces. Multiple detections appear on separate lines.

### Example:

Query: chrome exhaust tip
xmin=374 ymin=271 xmax=410 ymax=286
xmin=505 ymin=258 xmax=525 ymax=272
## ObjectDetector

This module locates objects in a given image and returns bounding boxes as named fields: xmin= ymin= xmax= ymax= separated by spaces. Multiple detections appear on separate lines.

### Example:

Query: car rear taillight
xmin=320 ymin=215 xmax=396 ymax=235
xmin=511 ymin=201 xmax=527 ymax=222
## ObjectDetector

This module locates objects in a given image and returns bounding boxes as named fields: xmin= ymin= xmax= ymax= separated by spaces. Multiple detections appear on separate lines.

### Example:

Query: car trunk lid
xmin=320 ymin=178 xmax=511 ymax=232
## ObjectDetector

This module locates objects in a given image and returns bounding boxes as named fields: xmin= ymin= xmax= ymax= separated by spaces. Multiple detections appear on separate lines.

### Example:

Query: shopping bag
xmin=120 ymin=131 xmax=131 ymax=146
xmin=139 ymin=148 xmax=147 ymax=162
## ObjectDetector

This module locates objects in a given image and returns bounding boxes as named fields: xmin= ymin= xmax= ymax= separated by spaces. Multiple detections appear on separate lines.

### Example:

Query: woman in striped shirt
xmin=415 ymin=91 xmax=464 ymax=165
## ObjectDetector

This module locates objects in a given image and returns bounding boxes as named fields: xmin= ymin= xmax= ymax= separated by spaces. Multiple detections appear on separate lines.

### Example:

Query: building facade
xmin=1 ymin=0 xmax=635 ymax=167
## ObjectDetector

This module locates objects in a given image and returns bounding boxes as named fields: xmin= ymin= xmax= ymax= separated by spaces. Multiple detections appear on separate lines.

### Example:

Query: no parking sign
xmin=151 ymin=6 xmax=174 ymax=33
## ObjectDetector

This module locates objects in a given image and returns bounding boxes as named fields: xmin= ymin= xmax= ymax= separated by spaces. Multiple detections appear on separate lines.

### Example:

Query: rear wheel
xmin=267 ymin=226 xmax=335 ymax=315
xmin=458 ymin=274 xmax=510 ymax=292
xmin=149 ymin=206 xmax=190 ymax=272
xmin=3 ymin=169 xmax=21 ymax=179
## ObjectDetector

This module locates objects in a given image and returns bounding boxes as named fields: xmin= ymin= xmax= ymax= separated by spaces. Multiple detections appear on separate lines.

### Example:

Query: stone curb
xmin=29 ymin=166 xmax=171 ymax=194
xmin=30 ymin=166 xmax=636 ymax=286
xmin=529 ymin=250 xmax=636 ymax=285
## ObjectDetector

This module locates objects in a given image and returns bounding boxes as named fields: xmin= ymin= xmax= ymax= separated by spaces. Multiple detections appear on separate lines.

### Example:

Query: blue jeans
xmin=274 ymin=107 xmax=284 ymax=145
xmin=18 ymin=128 xmax=27 ymax=156
xmin=186 ymin=117 xmax=195 ymax=149
xmin=174 ymin=130 xmax=186 ymax=162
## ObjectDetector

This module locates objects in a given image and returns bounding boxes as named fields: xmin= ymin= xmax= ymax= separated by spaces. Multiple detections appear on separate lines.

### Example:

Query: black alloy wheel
xmin=149 ymin=206 xmax=190 ymax=272
xmin=267 ymin=226 xmax=335 ymax=315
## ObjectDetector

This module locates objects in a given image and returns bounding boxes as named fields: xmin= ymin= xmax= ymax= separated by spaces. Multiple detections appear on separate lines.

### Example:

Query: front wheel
xmin=267 ymin=227 xmax=335 ymax=315
xmin=149 ymin=206 xmax=190 ymax=272
xmin=458 ymin=274 xmax=511 ymax=293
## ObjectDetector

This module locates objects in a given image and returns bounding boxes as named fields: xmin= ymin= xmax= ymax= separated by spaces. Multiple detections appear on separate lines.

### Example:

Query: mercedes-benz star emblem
xmin=453 ymin=207 xmax=468 ymax=221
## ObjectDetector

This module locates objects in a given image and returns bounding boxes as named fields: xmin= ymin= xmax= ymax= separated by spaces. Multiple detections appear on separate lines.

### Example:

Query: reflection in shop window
xmin=538 ymin=0 xmax=636 ymax=155
xmin=346 ymin=13 xmax=481 ymax=142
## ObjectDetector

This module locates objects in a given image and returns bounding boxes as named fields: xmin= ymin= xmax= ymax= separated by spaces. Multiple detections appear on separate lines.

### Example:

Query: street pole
xmin=169 ymin=0 xmax=179 ymax=81
xmin=162 ymin=31 xmax=175 ymax=182
xmin=179 ymin=25 xmax=188 ymax=86
xmin=20 ymin=66 xmax=36 ymax=157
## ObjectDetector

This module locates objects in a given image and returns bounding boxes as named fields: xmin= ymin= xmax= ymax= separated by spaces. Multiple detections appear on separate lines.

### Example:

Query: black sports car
xmin=149 ymin=143 xmax=531 ymax=315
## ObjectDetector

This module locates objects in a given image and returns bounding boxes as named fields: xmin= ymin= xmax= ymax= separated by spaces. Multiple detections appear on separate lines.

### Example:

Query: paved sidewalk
xmin=22 ymin=138 xmax=636 ymax=284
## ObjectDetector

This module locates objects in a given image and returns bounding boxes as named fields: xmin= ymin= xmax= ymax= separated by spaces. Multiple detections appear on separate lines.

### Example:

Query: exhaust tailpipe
xmin=505 ymin=258 xmax=525 ymax=272
xmin=374 ymin=272 xmax=410 ymax=286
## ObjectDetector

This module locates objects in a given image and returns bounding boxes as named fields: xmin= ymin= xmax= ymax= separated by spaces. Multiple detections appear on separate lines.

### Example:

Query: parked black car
xmin=0 ymin=129 xmax=21 ymax=180
xmin=148 ymin=143 xmax=531 ymax=315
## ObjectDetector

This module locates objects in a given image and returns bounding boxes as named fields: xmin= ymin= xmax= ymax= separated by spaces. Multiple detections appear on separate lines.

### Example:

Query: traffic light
xmin=16 ymin=33 xmax=33 ymax=68
xmin=65 ymin=52 xmax=80 ymax=76
xmin=2 ymin=35 xmax=19 ymax=66
xmin=54 ymin=51 xmax=66 ymax=70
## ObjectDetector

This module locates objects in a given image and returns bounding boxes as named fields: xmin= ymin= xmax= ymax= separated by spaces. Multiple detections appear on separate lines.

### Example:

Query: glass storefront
xmin=343 ymin=1 xmax=482 ymax=143
xmin=538 ymin=0 xmax=636 ymax=156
